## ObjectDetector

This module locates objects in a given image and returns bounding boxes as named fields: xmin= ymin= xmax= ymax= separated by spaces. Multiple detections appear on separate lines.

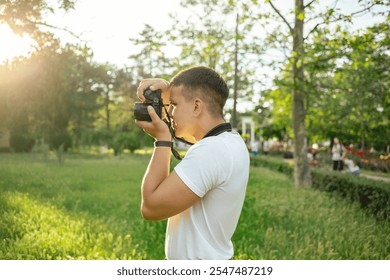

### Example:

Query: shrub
xmin=250 ymin=156 xmax=390 ymax=221
xmin=51 ymin=132 xmax=72 ymax=152
xmin=251 ymin=156 xmax=293 ymax=176
xmin=311 ymin=169 xmax=390 ymax=221
xmin=9 ymin=133 xmax=34 ymax=152
xmin=112 ymin=132 xmax=142 ymax=155
xmin=80 ymin=128 xmax=113 ymax=146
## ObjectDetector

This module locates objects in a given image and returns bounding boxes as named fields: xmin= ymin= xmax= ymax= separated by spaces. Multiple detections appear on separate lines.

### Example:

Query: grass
xmin=0 ymin=152 xmax=389 ymax=260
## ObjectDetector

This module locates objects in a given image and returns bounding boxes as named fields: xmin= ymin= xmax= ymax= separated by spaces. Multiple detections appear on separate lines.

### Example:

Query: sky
xmin=1 ymin=0 xmax=387 ymax=66
xmin=1 ymin=0 xmax=387 ymax=115
xmin=0 ymin=0 xmax=186 ymax=64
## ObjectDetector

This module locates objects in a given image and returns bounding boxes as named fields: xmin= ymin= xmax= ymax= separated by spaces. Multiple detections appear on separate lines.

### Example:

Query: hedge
xmin=250 ymin=156 xmax=390 ymax=221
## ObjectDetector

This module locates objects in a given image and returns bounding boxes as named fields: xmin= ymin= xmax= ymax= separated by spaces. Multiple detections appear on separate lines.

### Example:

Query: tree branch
xmin=304 ymin=0 xmax=316 ymax=9
xmin=268 ymin=0 xmax=294 ymax=35
xmin=304 ymin=1 xmax=378 ymax=41
xmin=26 ymin=19 xmax=86 ymax=41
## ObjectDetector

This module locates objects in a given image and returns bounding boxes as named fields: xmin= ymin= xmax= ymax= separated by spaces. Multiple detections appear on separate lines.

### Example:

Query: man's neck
xmin=193 ymin=117 xmax=226 ymax=142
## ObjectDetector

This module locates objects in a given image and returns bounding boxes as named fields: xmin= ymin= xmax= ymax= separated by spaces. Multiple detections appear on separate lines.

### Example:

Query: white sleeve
xmin=174 ymin=139 xmax=232 ymax=198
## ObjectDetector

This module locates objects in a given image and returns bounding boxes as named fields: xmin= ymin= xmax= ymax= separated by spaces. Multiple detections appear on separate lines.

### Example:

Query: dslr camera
xmin=134 ymin=89 xmax=163 ymax=122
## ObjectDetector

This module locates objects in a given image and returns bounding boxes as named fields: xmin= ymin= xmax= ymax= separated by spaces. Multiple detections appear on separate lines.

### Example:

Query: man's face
xmin=168 ymin=85 xmax=195 ymax=140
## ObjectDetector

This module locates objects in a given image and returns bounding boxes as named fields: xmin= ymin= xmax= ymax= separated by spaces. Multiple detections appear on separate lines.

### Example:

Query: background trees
xmin=0 ymin=0 xmax=389 ymax=183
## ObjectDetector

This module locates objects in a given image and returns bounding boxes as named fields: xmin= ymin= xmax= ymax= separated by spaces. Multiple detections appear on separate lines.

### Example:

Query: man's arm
xmin=136 ymin=106 xmax=200 ymax=221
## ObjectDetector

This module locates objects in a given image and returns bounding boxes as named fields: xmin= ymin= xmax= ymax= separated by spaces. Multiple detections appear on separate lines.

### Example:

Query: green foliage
xmin=51 ymin=131 xmax=72 ymax=151
xmin=9 ymin=132 xmax=35 ymax=153
xmin=81 ymin=128 xmax=113 ymax=146
xmin=80 ymin=128 xmax=147 ymax=155
xmin=111 ymin=132 xmax=140 ymax=155
xmin=0 ymin=153 xmax=159 ymax=259
xmin=1 ymin=154 xmax=389 ymax=260
xmin=0 ymin=0 xmax=75 ymax=35
xmin=250 ymin=156 xmax=390 ymax=221
xmin=251 ymin=155 xmax=293 ymax=176
xmin=311 ymin=169 xmax=390 ymax=221
xmin=235 ymin=165 xmax=389 ymax=259
xmin=290 ymin=21 xmax=389 ymax=149
xmin=0 ymin=42 xmax=102 ymax=151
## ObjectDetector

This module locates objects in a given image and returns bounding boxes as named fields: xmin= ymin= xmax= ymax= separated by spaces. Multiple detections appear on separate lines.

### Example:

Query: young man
xmin=135 ymin=66 xmax=250 ymax=260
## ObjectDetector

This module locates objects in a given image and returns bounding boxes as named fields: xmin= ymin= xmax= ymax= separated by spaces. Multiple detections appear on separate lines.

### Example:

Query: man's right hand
xmin=135 ymin=105 xmax=171 ymax=141
xmin=137 ymin=78 xmax=170 ymax=104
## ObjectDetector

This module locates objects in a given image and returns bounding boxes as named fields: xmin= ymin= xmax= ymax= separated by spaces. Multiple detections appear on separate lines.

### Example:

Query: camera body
xmin=134 ymin=89 xmax=163 ymax=122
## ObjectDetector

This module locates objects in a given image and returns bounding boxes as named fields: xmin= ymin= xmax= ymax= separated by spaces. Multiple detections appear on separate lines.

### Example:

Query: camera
xmin=134 ymin=89 xmax=163 ymax=122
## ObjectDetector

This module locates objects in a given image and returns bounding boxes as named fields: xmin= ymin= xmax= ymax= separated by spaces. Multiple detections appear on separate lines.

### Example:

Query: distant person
xmin=331 ymin=137 xmax=345 ymax=171
xmin=343 ymin=156 xmax=360 ymax=175
xmin=311 ymin=143 xmax=319 ymax=161
xmin=251 ymin=140 xmax=259 ymax=156
xmin=135 ymin=66 xmax=250 ymax=260
xmin=307 ymin=147 xmax=318 ymax=167
xmin=263 ymin=139 xmax=269 ymax=155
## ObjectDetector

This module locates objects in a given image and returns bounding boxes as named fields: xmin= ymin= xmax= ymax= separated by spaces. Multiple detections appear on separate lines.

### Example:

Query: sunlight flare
xmin=0 ymin=24 xmax=35 ymax=63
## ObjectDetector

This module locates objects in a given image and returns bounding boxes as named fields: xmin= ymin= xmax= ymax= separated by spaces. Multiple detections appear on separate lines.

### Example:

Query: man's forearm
xmin=141 ymin=146 xmax=171 ymax=212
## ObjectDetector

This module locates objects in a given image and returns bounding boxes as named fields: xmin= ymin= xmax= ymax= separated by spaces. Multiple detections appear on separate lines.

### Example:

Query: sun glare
xmin=0 ymin=24 xmax=34 ymax=64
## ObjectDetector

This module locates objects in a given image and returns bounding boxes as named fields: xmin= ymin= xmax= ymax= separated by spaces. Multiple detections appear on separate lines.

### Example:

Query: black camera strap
xmin=203 ymin=123 xmax=232 ymax=139
xmin=162 ymin=106 xmax=232 ymax=160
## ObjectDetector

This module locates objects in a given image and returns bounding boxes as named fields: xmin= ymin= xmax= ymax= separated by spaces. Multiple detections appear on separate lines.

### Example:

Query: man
xmin=135 ymin=66 xmax=250 ymax=260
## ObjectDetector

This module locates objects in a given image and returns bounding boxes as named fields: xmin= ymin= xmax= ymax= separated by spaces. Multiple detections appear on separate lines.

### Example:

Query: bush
xmin=251 ymin=156 xmax=293 ymax=176
xmin=80 ymin=128 xmax=113 ymax=146
xmin=311 ymin=169 xmax=390 ymax=221
xmin=9 ymin=133 xmax=34 ymax=152
xmin=51 ymin=132 xmax=72 ymax=152
xmin=111 ymin=132 xmax=142 ymax=155
xmin=250 ymin=156 xmax=390 ymax=221
xmin=357 ymin=158 xmax=389 ymax=173
xmin=80 ymin=128 xmax=146 ymax=154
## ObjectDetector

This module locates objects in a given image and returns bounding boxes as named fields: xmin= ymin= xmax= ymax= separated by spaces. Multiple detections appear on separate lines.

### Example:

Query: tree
xmin=0 ymin=0 xmax=76 ymax=37
xmin=170 ymin=0 xmax=260 ymax=126
xmin=264 ymin=0 xmax=310 ymax=187
xmin=128 ymin=24 xmax=174 ymax=80
xmin=289 ymin=17 xmax=388 ymax=150
xmin=0 ymin=35 xmax=101 ymax=152
xmin=264 ymin=0 xmax=387 ymax=187
xmin=333 ymin=23 xmax=389 ymax=149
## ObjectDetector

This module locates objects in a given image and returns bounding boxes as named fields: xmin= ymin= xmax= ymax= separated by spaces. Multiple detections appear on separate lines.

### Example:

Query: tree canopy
xmin=0 ymin=0 xmax=389 ymax=170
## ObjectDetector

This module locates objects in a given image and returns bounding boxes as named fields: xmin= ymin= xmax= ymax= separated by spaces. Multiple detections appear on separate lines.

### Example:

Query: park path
xmin=282 ymin=158 xmax=390 ymax=184
xmin=360 ymin=173 xmax=390 ymax=183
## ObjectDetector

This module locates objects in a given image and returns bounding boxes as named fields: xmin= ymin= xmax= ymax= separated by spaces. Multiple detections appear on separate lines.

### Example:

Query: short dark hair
xmin=170 ymin=66 xmax=229 ymax=117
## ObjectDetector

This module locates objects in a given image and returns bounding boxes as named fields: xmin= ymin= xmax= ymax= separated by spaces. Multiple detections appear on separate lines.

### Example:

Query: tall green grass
xmin=0 ymin=153 xmax=389 ymax=259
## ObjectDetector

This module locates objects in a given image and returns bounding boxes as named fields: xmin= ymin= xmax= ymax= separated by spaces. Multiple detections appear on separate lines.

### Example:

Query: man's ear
xmin=193 ymin=98 xmax=202 ymax=116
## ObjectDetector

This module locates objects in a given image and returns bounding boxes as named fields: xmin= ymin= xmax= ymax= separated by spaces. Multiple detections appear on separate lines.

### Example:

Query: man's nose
xmin=167 ymin=105 xmax=173 ymax=115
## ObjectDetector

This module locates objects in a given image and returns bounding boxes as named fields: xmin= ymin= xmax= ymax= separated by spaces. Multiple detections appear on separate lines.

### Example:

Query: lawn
xmin=0 ymin=153 xmax=389 ymax=259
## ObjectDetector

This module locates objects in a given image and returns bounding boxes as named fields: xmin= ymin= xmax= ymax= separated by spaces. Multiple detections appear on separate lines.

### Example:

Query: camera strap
xmin=163 ymin=104 xmax=232 ymax=160
xmin=202 ymin=123 xmax=232 ymax=139
xmin=171 ymin=123 xmax=232 ymax=161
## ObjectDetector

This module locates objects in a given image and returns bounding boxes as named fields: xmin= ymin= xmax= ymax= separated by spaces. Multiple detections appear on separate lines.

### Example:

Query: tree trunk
xmin=292 ymin=0 xmax=311 ymax=187
xmin=105 ymin=89 xmax=110 ymax=131
xmin=232 ymin=13 xmax=239 ymax=130
xmin=360 ymin=121 xmax=366 ymax=150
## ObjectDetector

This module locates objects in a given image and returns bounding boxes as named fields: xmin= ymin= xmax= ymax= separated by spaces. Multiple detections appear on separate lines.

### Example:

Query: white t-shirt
xmin=251 ymin=141 xmax=259 ymax=152
xmin=166 ymin=131 xmax=250 ymax=260
xmin=263 ymin=140 xmax=269 ymax=152
xmin=332 ymin=144 xmax=344 ymax=161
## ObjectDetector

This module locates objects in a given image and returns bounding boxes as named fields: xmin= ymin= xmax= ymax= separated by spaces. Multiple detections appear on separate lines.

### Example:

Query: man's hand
xmin=135 ymin=106 xmax=171 ymax=141
xmin=137 ymin=78 xmax=170 ymax=104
